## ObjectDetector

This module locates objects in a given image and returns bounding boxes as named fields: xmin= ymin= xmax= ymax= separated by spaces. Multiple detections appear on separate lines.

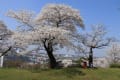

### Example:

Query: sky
xmin=0 ymin=0 xmax=120 ymax=57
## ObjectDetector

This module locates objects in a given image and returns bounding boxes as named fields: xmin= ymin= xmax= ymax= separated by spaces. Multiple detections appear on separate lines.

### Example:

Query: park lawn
xmin=0 ymin=68 xmax=120 ymax=80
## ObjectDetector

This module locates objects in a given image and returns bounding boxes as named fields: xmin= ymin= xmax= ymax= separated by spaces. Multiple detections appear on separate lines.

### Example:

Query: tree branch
xmin=0 ymin=46 xmax=12 ymax=57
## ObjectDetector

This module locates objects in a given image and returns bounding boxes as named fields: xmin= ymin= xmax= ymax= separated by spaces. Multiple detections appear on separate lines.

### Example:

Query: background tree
xmin=7 ymin=4 xmax=84 ymax=68
xmin=0 ymin=21 xmax=12 ymax=67
xmin=107 ymin=43 xmax=120 ymax=64
xmin=77 ymin=24 xmax=113 ymax=68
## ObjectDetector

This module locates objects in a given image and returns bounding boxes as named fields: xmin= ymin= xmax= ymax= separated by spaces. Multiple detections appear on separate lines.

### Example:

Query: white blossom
xmin=0 ymin=21 xmax=12 ymax=56
xmin=35 ymin=4 xmax=84 ymax=32
xmin=7 ymin=10 xmax=35 ymax=31
xmin=7 ymin=4 xmax=84 ymax=54
xmin=12 ymin=26 xmax=71 ymax=50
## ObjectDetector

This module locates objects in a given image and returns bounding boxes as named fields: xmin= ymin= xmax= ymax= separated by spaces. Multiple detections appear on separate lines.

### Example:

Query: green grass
xmin=0 ymin=68 xmax=120 ymax=80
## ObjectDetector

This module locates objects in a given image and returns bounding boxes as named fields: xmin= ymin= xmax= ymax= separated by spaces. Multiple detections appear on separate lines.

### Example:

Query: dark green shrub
xmin=110 ymin=63 xmax=120 ymax=68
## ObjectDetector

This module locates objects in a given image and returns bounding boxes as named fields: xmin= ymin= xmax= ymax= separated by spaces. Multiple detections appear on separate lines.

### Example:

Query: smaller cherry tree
xmin=77 ymin=24 xmax=113 ymax=68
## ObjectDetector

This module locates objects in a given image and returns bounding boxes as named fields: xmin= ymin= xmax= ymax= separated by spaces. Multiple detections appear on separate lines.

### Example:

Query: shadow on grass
xmin=29 ymin=67 xmax=85 ymax=78
xmin=29 ymin=68 xmax=51 ymax=73
xmin=60 ymin=68 xmax=85 ymax=78
xmin=51 ymin=68 xmax=85 ymax=78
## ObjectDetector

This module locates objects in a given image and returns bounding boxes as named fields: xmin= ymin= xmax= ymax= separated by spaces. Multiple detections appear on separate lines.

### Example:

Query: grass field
xmin=0 ymin=68 xmax=120 ymax=80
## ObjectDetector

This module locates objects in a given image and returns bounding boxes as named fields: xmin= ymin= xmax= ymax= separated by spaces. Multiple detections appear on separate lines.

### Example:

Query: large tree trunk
xmin=46 ymin=49 xmax=57 ymax=69
xmin=89 ymin=47 xmax=93 ymax=68
xmin=43 ymin=41 xmax=57 ymax=69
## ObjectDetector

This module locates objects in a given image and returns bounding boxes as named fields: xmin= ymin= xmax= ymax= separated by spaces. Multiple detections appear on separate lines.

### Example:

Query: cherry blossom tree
xmin=7 ymin=4 xmax=84 ymax=68
xmin=0 ymin=21 xmax=12 ymax=67
xmin=77 ymin=24 xmax=113 ymax=68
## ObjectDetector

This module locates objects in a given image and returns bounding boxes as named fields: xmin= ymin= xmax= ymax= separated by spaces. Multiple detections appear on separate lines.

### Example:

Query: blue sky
xmin=0 ymin=0 xmax=120 ymax=57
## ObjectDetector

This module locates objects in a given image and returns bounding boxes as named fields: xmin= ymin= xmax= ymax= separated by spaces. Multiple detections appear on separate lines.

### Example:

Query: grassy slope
xmin=0 ymin=68 xmax=120 ymax=80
